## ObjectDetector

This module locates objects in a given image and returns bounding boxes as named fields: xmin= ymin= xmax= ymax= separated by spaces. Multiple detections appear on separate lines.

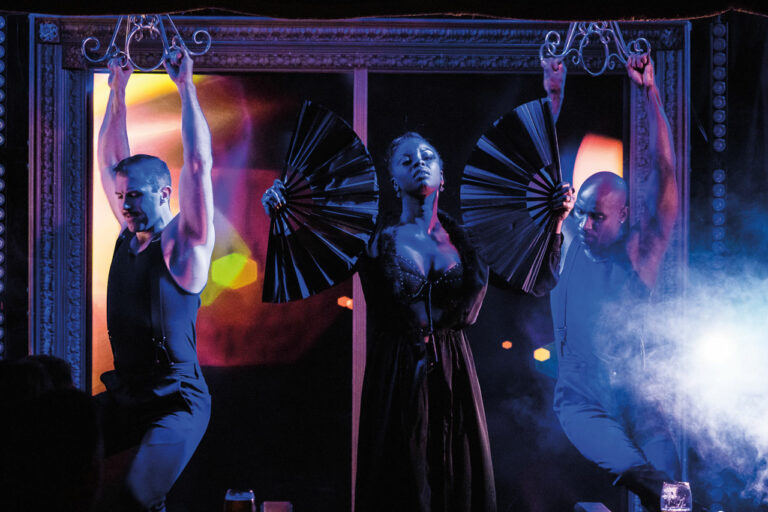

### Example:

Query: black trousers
xmin=95 ymin=371 xmax=210 ymax=512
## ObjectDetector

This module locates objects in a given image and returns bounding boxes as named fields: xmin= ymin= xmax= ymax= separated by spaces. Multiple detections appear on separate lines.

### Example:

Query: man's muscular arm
xmin=163 ymin=49 xmax=215 ymax=293
xmin=98 ymin=59 xmax=133 ymax=225
xmin=626 ymin=54 xmax=679 ymax=288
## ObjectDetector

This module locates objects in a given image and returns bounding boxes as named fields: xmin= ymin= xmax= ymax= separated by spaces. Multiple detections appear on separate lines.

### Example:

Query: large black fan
xmin=263 ymin=101 xmax=379 ymax=303
xmin=460 ymin=98 xmax=563 ymax=293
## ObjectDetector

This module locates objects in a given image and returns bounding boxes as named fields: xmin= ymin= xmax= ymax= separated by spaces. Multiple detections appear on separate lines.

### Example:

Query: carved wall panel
xmin=30 ymin=36 xmax=90 ymax=389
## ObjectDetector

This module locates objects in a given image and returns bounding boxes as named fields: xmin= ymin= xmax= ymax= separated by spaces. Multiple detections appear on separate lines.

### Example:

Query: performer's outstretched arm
xmin=625 ymin=55 xmax=679 ymax=288
xmin=542 ymin=57 xmax=566 ymax=123
xmin=534 ymin=58 xmax=574 ymax=293
xmin=98 ymin=59 xmax=133 ymax=224
xmin=541 ymin=57 xmax=575 ymax=249
xmin=163 ymin=49 xmax=215 ymax=293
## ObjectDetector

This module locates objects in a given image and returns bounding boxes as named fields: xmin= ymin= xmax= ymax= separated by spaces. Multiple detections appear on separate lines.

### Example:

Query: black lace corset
xmin=358 ymin=212 xmax=489 ymax=342
xmin=394 ymin=254 xmax=464 ymax=333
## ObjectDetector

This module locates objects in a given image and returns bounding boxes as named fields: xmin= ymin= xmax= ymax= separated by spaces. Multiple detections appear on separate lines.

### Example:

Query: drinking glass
xmin=261 ymin=502 xmax=293 ymax=512
xmin=223 ymin=488 xmax=256 ymax=512
xmin=661 ymin=481 xmax=692 ymax=512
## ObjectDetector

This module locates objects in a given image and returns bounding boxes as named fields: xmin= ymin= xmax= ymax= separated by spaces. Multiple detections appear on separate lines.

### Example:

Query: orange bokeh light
xmin=501 ymin=341 xmax=513 ymax=350
xmin=572 ymin=133 xmax=623 ymax=195
xmin=337 ymin=296 xmax=354 ymax=310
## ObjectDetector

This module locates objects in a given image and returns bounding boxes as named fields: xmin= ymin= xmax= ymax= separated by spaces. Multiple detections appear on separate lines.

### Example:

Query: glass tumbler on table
xmin=224 ymin=489 xmax=256 ymax=512
xmin=661 ymin=481 xmax=692 ymax=512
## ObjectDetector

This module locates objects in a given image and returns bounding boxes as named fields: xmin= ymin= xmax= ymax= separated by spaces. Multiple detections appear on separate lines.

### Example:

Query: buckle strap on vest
xmin=148 ymin=237 xmax=174 ymax=370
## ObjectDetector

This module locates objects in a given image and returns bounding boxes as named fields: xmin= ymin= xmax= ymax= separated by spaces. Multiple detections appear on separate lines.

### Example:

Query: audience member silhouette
xmin=0 ymin=356 xmax=102 ymax=512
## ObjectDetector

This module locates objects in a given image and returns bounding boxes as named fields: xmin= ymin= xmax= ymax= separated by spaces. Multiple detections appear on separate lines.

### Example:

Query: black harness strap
xmin=149 ymin=235 xmax=174 ymax=370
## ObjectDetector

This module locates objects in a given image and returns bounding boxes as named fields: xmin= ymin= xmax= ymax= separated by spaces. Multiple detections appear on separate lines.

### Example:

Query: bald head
xmin=574 ymin=171 xmax=629 ymax=254
xmin=580 ymin=172 xmax=627 ymax=206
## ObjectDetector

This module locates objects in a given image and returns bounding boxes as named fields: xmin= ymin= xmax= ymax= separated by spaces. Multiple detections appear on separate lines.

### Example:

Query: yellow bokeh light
xmin=211 ymin=253 xmax=249 ymax=287
xmin=211 ymin=253 xmax=259 ymax=290
xmin=230 ymin=259 xmax=259 ymax=289
xmin=572 ymin=133 xmax=623 ymax=195
xmin=533 ymin=347 xmax=551 ymax=362
xmin=200 ymin=284 xmax=223 ymax=307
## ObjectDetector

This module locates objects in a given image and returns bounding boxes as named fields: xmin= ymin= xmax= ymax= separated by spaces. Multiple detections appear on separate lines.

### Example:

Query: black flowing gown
xmin=355 ymin=212 xmax=495 ymax=512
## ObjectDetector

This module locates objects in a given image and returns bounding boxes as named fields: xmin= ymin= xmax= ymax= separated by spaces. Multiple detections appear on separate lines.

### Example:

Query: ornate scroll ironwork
xmin=81 ymin=14 xmax=211 ymax=71
xmin=540 ymin=21 xmax=651 ymax=76
xmin=60 ymin=19 xmax=685 ymax=72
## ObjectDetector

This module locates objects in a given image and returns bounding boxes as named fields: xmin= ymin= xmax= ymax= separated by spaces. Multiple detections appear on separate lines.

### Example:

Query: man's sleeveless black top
xmin=107 ymin=229 xmax=203 ymax=379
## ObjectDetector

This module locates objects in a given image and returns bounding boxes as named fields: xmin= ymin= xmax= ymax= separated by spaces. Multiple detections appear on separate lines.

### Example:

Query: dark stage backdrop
xmin=690 ymin=12 xmax=768 ymax=266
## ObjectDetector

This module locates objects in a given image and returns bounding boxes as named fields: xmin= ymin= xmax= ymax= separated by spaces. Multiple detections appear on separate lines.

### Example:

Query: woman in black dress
xmin=263 ymin=131 xmax=571 ymax=512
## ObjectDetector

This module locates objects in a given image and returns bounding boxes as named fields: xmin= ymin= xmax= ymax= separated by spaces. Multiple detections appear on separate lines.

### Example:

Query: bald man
xmin=543 ymin=55 xmax=680 ymax=511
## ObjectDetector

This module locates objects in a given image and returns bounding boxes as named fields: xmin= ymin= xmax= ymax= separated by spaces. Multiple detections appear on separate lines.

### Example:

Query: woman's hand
xmin=261 ymin=179 xmax=287 ymax=216
xmin=551 ymin=182 xmax=575 ymax=228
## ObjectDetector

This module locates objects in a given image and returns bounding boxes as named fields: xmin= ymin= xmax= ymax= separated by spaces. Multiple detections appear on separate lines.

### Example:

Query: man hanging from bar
xmin=95 ymin=48 xmax=214 ymax=512
xmin=543 ymin=54 xmax=681 ymax=511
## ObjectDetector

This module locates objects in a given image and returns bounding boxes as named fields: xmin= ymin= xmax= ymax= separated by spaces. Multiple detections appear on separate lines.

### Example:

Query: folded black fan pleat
xmin=263 ymin=101 xmax=379 ymax=303
xmin=460 ymin=98 xmax=563 ymax=293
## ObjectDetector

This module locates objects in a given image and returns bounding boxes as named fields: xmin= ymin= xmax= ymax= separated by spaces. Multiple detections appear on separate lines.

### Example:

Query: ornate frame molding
xmin=55 ymin=18 xmax=686 ymax=73
xmin=30 ymin=37 xmax=90 ymax=387
xmin=29 ymin=15 xmax=689 ymax=409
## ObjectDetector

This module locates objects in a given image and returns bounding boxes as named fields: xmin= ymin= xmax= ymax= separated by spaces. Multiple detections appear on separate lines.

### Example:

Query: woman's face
xmin=390 ymin=137 xmax=443 ymax=198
